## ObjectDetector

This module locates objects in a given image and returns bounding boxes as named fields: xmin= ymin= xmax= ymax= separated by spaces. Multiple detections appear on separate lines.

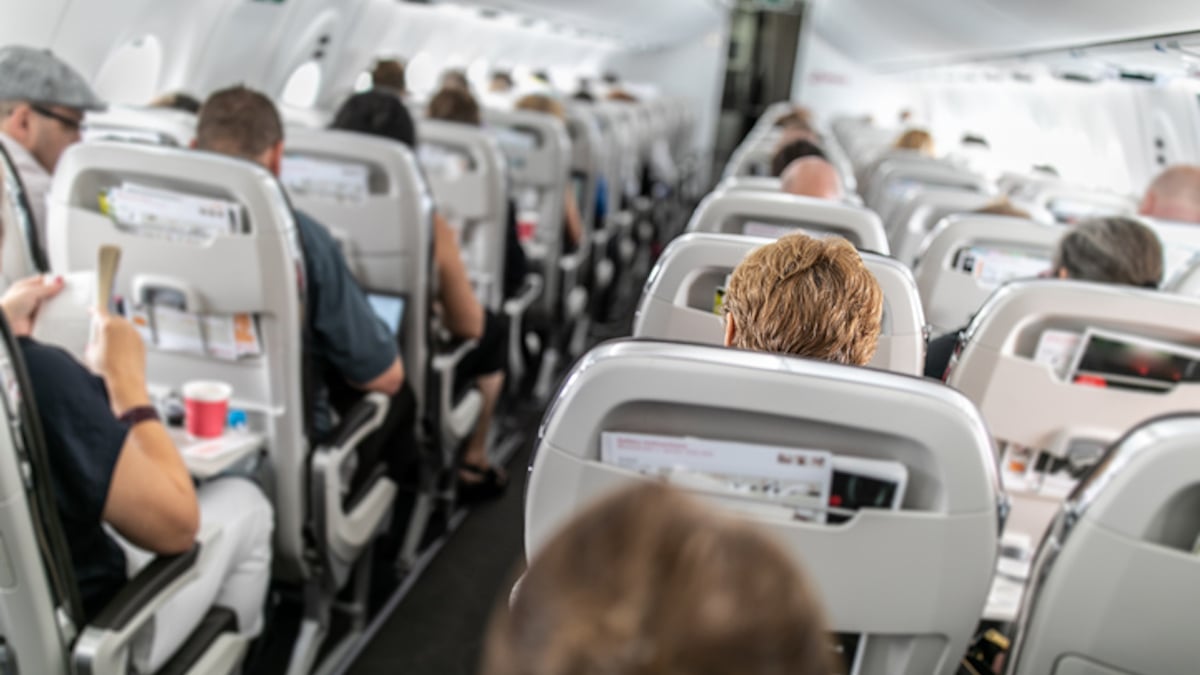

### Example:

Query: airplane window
xmin=406 ymin=52 xmax=438 ymax=98
xmin=354 ymin=71 xmax=372 ymax=93
xmin=92 ymin=35 xmax=163 ymax=105
xmin=282 ymin=61 xmax=323 ymax=108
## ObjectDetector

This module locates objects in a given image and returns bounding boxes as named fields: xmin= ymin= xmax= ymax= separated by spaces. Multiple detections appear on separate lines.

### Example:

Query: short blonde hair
xmin=515 ymin=93 xmax=565 ymax=120
xmin=482 ymin=483 xmax=835 ymax=675
xmin=895 ymin=128 xmax=934 ymax=155
xmin=724 ymin=233 xmax=883 ymax=365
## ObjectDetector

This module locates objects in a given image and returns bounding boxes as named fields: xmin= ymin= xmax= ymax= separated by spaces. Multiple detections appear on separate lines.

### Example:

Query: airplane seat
xmin=685 ymin=190 xmax=890 ymax=255
xmin=863 ymin=155 xmax=994 ymax=228
xmin=886 ymin=188 xmax=998 ymax=265
xmin=45 ymin=141 xmax=397 ymax=674
xmin=0 ymin=310 xmax=248 ymax=675
xmin=722 ymin=136 xmax=778 ymax=179
xmin=416 ymin=119 xmax=545 ymax=390
xmin=913 ymin=214 xmax=1063 ymax=335
xmin=83 ymin=105 xmax=197 ymax=147
xmin=564 ymin=105 xmax=608 ymax=353
xmin=1137 ymin=216 xmax=1200 ymax=288
xmin=946 ymin=280 xmax=1200 ymax=565
xmin=484 ymin=108 xmax=583 ymax=397
xmin=525 ymin=339 xmax=1002 ymax=675
xmin=0 ymin=142 xmax=47 ymax=288
xmin=1027 ymin=184 xmax=1137 ymax=225
xmin=632 ymin=232 xmax=926 ymax=375
xmin=1006 ymin=414 xmax=1200 ymax=675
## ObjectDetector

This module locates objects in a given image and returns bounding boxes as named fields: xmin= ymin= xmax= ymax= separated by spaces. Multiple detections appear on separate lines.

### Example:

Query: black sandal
xmin=457 ymin=463 xmax=508 ymax=503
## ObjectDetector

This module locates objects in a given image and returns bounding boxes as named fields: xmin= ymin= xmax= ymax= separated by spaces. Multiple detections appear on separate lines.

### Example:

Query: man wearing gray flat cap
xmin=0 ymin=45 xmax=104 ymax=251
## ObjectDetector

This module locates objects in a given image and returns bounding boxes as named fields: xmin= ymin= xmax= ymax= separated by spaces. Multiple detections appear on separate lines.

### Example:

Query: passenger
xmin=780 ymin=157 xmax=844 ymax=201
xmin=723 ymin=233 xmax=883 ymax=366
xmin=441 ymin=69 xmax=471 ymax=93
xmin=514 ymin=94 xmax=585 ymax=250
xmin=489 ymin=70 xmax=514 ymax=94
xmin=425 ymin=87 xmax=530 ymax=300
xmin=372 ymin=58 xmax=407 ymax=97
xmin=1139 ymin=165 xmax=1200 ymax=224
xmin=924 ymin=217 xmax=1163 ymax=379
xmin=894 ymin=128 xmax=935 ymax=156
xmin=2 ymin=283 xmax=272 ymax=670
xmin=428 ymin=86 xmax=482 ymax=126
xmin=332 ymin=90 xmax=511 ymax=498
xmin=0 ymin=46 xmax=103 ymax=248
xmin=974 ymin=198 xmax=1031 ymax=219
xmin=482 ymin=483 xmax=834 ymax=675
xmin=194 ymin=86 xmax=417 ymax=494
xmin=770 ymin=138 xmax=826 ymax=178
xmin=149 ymin=91 xmax=202 ymax=114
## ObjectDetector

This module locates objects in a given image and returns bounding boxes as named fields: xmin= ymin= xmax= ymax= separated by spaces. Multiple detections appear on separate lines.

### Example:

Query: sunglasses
xmin=29 ymin=104 xmax=83 ymax=131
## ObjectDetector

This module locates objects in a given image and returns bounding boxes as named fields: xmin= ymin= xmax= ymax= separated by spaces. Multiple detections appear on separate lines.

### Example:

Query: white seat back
xmin=83 ymin=105 xmax=196 ymax=147
xmin=484 ymin=109 xmax=572 ymax=319
xmin=281 ymin=127 xmax=434 ymax=404
xmin=1008 ymin=414 xmax=1200 ymax=675
xmin=633 ymin=232 xmax=925 ymax=374
xmin=527 ymin=340 xmax=1001 ymax=675
xmin=564 ymin=105 xmax=604 ymax=244
xmin=1030 ymin=184 xmax=1136 ymax=224
xmin=863 ymin=153 xmax=991 ymax=222
xmin=686 ymin=190 xmax=889 ymax=254
xmin=46 ymin=142 xmax=313 ymax=579
xmin=417 ymin=120 xmax=510 ymax=312
xmin=1139 ymin=216 xmax=1200 ymax=287
xmin=947 ymin=280 xmax=1200 ymax=456
xmin=886 ymin=188 xmax=998 ymax=265
xmin=914 ymin=215 xmax=1062 ymax=334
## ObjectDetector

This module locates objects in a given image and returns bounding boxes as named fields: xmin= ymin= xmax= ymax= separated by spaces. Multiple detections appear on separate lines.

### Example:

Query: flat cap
xmin=0 ymin=45 xmax=104 ymax=111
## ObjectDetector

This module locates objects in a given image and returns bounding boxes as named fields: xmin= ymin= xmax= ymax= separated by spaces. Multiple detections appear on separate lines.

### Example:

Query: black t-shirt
xmin=504 ymin=200 xmax=530 ymax=300
xmin=293 ymin=210 xmax=399 ymax=432
xmin=18 ymin=337 xmax=129 ymax=620
xmin=924 ymin=328 xmax=965 ymax=380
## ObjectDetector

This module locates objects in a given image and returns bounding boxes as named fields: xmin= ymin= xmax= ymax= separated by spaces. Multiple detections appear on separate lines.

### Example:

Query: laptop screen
xmin=366 ymin=291 xmax=407 ymax=340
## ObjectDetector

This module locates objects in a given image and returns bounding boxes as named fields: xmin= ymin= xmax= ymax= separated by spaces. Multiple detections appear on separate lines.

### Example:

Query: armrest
xmin=559 ymin=252 xmax=583 ymax=274
xmin=503 ymin=274 xmax=544 ymax=318
xmin=311 ymin=393 xmax=396 ymax=575
xmin=73 ymin=546 xmax=204 ymax=675
xmin=432 ymin=339 xmax=484 ymax=445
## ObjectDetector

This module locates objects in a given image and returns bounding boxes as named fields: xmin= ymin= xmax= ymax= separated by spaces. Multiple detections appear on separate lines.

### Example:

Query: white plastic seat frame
xmin=633 ymin=232 xmax=926 ymax=375
xmin=417 ymin=119 xmax=545 ymax=388
xmin=1026 ymin=183 xmax=1136 ymax=224
xmin=864 ymin=156 xmax=993 ymax=229
xmin=886 ymin=187 xmax=999 ymax=265
xmin=83 ymin=105 xmax=196 ymax=147
xmin=1006 ymin=414 xmax=1200 ymax=675
xmin=526 ymin=340 xmax=1002 ymax=675
xmin=686 ymin=189 xmax=890 ymax=255
xmin=46 ymin=142 xmax=396 ymax=675
xmin=913 ymin=214 xmax=1063 ymax=334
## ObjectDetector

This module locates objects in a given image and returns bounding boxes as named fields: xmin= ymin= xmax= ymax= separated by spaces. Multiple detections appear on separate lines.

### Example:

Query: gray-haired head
xmin=0 ymin=46 xmax=103 ymax=111
xmin=1054 ymin=217 xmax=1163 ymax=289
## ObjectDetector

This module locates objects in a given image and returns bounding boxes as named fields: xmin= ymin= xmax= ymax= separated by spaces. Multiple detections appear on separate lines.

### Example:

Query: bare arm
xmin=358 ymin=357 xmax=404 ymax=396
xmin=433 ymin=212 xmax=485 ymax=340
xmin=563 ymin=185 xmax=584 ymax=249
xmin=92 ymin=315 xmax=199 ymax=554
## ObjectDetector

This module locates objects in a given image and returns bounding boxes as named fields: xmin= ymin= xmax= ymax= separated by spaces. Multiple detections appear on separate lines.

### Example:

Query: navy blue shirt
xmin=19 ymin=337 xmax=129 ymax=620
xmin=293 ymin=211 xmax=399 ymax=430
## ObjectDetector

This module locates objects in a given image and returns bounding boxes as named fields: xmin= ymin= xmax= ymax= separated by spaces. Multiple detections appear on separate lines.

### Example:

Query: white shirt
xmin=0 ymin=132 xmax=50 ymax=253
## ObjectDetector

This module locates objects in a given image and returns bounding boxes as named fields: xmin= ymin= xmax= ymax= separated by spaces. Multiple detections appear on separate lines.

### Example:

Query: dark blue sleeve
xmin=18 ymin=339 xmax=128 ymax=526
xmin=294 ymin=211 xmax=399 ymax=385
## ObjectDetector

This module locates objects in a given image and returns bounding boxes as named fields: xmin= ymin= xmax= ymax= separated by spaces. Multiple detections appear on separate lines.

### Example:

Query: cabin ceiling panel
xmin=444 ymin=0 xmax=729 ymax=48
xmin=815 ymin=0 xmax=1200 ymax=68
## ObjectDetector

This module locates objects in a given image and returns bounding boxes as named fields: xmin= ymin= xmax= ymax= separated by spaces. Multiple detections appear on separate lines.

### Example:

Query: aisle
xmin=347 ymin=423 xmax=535 ymax=675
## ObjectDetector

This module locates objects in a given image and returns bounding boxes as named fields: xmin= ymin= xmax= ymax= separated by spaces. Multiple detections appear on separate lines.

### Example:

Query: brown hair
xmin=194 ymin=85 xmax=282 ymax=159
xmin=482 ymin=483 xmax=835 ymax=675
xmin=973 ymin=198 xmax=1031 ymax=219
xmin=515 ymin=93 xmax=565 ymax=120
xmin=725 ymin=233 xmax=883 ymax=365
xmin=428 ymin=87 xmax=481 ymax=126
xmin=894 ymin=128 xmax=934 ymax=155
xmin=371 ymin=59 xmax=406 ymax=93
xmin=1054 ymin=217 xmax=1163 ymax=288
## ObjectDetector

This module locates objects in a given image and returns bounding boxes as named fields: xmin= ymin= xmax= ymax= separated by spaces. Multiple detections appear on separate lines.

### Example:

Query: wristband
xmin=118 ymin=405 xmax=161 ymax=427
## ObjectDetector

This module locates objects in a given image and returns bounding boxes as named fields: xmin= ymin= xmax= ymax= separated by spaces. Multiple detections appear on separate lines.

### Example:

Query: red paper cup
xmin=516 ymin=219 xmax=537 ymax=242
xmin=183 ymin=381 xmax=232 ymax=439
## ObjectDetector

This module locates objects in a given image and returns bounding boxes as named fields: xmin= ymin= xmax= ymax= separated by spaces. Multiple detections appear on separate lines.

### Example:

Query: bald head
xmin=1140 ymin=165 xmax=1200 ymax=224
xmin=780 ymin=157 xmax=843 ymax=201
